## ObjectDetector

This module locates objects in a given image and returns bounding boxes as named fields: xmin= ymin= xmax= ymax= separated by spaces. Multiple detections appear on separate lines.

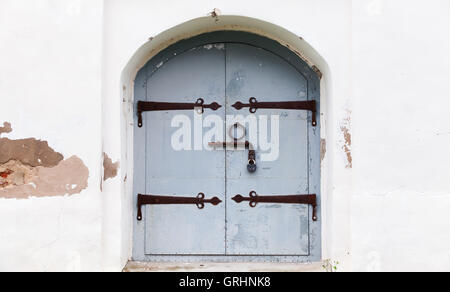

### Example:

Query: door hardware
xmin=232 ymin=97 xmax=317 ymax=126
xmin=228 ymin=123 xmax=246 ymax=141
xmin=209 ymin=141 xmax=257 ymax=173
xmin=137 ymin=193 xmax=222 ymax=221
xmin=232 ymin=191 xmax=318 ymax=221
xmin=137 ymin=98 xmax=222 ymax=127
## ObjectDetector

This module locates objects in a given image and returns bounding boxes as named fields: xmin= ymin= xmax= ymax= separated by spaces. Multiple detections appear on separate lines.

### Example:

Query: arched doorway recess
xmin=132 ymin=31 xmax=321 ymax=263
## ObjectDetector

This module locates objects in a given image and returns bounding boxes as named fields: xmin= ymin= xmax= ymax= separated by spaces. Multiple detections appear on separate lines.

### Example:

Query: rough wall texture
xmin=0 ymin=138 xmax=64 ymax=168
xmin=339 ymin=110 xmax=352 ymax=169
xmin=0 ymin=0 xmax=103 ymax=272
xmin=0 ymin=0 xmax=449 ymax=272
xmin=351 ymin=0 xmax=450 ymax=271
xmin=103 ymin=153 xmax=119 ymax=181
xmin=0 ymin=157 xmax=89 ymax=199
xmin=0 ymin=123 xmax=89 ymax=199
xmin=0 ymin=122 xmax=12 ymax=135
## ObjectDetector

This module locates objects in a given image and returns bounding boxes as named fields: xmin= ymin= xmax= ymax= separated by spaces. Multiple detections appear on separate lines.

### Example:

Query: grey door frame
xmin=132 ymin=31 xmax=322 ymax=263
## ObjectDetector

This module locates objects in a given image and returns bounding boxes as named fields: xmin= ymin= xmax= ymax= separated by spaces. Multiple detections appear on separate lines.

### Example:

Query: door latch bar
xmin=137 ymin=193 xmax=222 ymax=221
xmin=137 ymin=98 xmax=222 ymax=127
xmin=232 ymin=191 xmax=318 ymax=221
xmin=232 ymin=98 xmax=317 ymax=126
xmin=209 ymin=141 xmax=257 ymax=173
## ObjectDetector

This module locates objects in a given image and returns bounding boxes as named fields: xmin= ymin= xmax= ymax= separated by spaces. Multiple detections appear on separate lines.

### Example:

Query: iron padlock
xmin=247 ymin=159 xmax=257 ymax=173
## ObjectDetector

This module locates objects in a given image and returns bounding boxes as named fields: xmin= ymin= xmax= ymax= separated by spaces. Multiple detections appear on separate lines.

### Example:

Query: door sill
xmin=123 ymin=261 xmax=324 ymax=272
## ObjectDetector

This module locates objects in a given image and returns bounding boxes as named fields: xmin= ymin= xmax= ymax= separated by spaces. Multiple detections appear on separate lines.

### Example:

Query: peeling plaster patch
xmin=321 ymin=139 xmax=327 ymax=163
xmin=210 ymin=8 xmax=222 ymax=19
xmin=0 ymin=122 xmax=12 ymax=136
xmin=0 ymin=156 xmax=89 ymax=199
xmin=103 ymin=153 xmax=119 ymax=181
xmin=0 ymin=138 xmax=64 ymax=167
xmin=341 ymin=127 xmax=352 ymax=168
xmin=0 ymin=123 xmax=89 ymax=199
xmin=339 ymin=110 xmax=353 ymax=169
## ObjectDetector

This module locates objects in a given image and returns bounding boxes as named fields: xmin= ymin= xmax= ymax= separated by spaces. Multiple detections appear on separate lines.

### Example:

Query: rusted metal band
xmin=137 ymin=193 xmax=222 ymax=221
xmin=232 ymin=98 xmax=317 ymax=126
xmin=208 ymin=141 xmax=257 ymax=173
xmin=137 ymin=98 xmax=222 ymax=127
xmin=208 ymin=141 xmax=254 ymax=150
xmin=232 ymin=191 xmax=318 ymax=221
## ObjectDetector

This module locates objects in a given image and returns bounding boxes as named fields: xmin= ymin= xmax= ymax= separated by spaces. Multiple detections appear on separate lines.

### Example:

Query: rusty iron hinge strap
xmin=232 ymin=98 xmax=317 ymax=126
xmin=137 ymin=98 xmax=222 ymax=127
xmin=137 ymin=193 xmax=222 ymax=221
xmin=232 ymin=191 xmax=318 ymax=221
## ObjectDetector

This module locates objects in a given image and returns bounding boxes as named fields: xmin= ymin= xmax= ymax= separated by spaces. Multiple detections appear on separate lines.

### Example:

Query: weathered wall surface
xmin=0 ymin=0 xmax=103 ymax=271
xmin=351 ymin=0 xmax=450 ymax=271
xmin=0 ymin=0 xmax=449 ymax=271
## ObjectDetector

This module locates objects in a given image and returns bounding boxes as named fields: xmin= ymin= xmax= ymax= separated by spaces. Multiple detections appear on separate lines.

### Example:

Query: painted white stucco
xmin=0 ymin=0 xmax=449 ymax=272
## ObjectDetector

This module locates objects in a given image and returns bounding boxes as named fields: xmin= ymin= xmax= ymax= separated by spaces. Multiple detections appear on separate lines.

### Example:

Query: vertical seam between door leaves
xmin=224 ymin=43 xmax=228 ymax=256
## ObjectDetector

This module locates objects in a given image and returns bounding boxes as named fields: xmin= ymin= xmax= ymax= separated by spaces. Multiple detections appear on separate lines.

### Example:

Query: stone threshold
xmin=123 ymin=261 xmax=324 ymax=272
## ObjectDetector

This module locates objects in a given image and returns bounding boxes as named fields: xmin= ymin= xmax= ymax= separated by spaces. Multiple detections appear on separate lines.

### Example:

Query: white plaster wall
xmin=0 ymin=0 xmax=449 ymax=272
xmin=0 ymin=0 xmax=104 ymax=271
xmin=351 ymin=0 xmax=450 ymax=272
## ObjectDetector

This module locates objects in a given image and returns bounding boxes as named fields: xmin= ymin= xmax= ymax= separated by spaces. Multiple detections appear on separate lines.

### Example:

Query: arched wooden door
xmin=133 ymin=32 xmax=321 ymax=262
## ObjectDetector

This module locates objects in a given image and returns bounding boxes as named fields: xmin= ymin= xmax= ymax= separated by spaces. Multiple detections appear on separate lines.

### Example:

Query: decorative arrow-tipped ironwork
xmin=232 ymin=191 xmax=318 ymax=221
xmin=137 ymin=98 xmax=222 ymax=127
xmin=232 ymin=97 xmax=317 ymax=126
xmin=137 ymin=193 xmax=222 ymax=221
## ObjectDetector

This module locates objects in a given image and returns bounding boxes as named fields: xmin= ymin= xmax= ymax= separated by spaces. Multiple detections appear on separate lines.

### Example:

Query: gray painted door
xmin=142 ymin=45 xmax=227 ymax=255
xmin=225 ymin=44 xmax=310 ymax=255
xmin=134 ymin=37 xmax=320 ymax=261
